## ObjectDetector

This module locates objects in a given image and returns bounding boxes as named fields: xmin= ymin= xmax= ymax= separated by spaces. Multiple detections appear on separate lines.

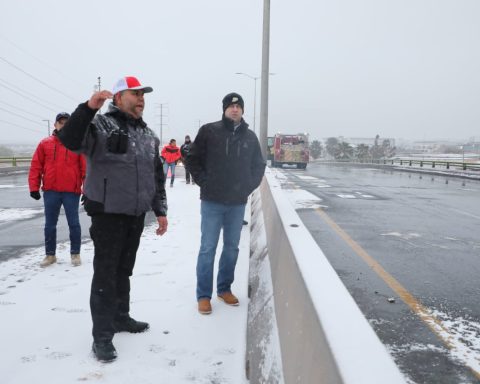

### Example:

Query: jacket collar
xmin=105 ymin=103 xmax=147 ymax=128
xmin=222 ymin=115 xmax=248 ymax=133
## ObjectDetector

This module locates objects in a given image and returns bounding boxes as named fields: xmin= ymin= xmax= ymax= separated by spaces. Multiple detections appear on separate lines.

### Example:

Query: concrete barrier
xmin=246 ymin=169 xmax=406 ymax=383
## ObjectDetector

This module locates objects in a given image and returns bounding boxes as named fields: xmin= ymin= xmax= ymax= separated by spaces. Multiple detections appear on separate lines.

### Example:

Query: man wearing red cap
xmin=57 ymin=76 xmax=168 ymax=362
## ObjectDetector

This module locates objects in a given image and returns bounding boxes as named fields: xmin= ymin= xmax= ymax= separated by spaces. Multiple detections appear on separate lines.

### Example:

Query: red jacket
xmin=161 ymin=144 xmax=181 ymax=164
xmin=28 ymin=132 xmax=86 ymax=194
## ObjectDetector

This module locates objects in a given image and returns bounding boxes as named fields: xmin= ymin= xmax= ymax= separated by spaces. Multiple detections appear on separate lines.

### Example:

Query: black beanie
xmin=222 ymin=92 xmax=244 ymax=112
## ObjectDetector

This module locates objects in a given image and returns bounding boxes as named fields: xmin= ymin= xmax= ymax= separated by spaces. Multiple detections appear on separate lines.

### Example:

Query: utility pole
xmin=95 ymin=76 xmax=103 ymax=114
xmin=42 ymin=119 xmax=50 ymax=136
xmin=155 ymin=103 xmax=168 ymax=147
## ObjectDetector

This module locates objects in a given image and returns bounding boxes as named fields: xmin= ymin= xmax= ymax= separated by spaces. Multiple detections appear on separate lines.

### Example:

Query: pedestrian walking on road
xmin=28 ymin=112 xmax=86 ymax=268
xmin=186 ymin=92 xmax=266 ymax=315
xmin=161 ymin=139 xmax=181 ymax=187
xmin=180 ymin=135 xmax=193 ymax=184
xmin=57 ymin=76 xmax=168 ymax=363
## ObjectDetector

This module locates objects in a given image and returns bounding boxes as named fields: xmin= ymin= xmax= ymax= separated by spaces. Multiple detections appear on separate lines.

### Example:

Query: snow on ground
xmin=282 ymin=188 xmax=325 ymax=210
xmin=0 ymin=181 xmax=250 ymax=384
xmin=273 ymin=171 xmax=326 ymax=210
xmin=0 ymin=207 xmax=43 ymax=223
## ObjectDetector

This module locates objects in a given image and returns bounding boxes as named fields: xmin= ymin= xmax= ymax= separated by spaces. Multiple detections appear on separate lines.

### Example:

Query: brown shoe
xmin=40 ymin=255 xmax=57 ymax=267
xmin=71 ymin=254 xmax=81 ymax=267
xmin=198 ymin=298 xmax=212 ymax=315
xmin=217 ymin=292 xmax=239 ymax=306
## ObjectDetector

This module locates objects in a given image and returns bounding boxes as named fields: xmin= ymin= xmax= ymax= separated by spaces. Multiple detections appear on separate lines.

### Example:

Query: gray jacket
xmin=58 ymin=102 xmax=167 ymax=217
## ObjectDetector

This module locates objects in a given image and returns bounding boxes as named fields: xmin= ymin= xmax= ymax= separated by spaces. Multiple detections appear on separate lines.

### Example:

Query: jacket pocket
xmin=83 ymin=195 xmax=105 ymax=216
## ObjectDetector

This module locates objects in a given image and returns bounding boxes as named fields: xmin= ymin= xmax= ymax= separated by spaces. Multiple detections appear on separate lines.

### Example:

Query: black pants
xmin=185 ymin=169 xmax=191 ymax=183
xmin=89 ymin=212 xmax=145 ymax=342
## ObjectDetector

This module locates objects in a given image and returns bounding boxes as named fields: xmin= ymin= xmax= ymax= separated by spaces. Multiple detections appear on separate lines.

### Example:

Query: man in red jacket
xmin=28 ymin=112 xmax=86 ymax=267
xmin=161 ymin=139 xmax=182 ymax=187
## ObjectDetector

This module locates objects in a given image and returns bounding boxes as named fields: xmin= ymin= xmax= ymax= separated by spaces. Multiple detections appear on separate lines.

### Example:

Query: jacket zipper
xmin=103 ymin=178 xmax=107 ymax=205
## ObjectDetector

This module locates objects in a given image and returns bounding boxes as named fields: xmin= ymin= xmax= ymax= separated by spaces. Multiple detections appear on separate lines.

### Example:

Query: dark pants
xmin=89 ymin=212 xmax=145 ymax=342
xmin=185 ymin=169 xmax=191 ymax=183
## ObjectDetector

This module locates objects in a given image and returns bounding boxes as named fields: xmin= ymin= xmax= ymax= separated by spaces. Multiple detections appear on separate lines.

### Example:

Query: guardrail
xmin=0 ymin=157 xmax=32 ymax=167
xmin=332 ymin=158 xmax=480 ymax=172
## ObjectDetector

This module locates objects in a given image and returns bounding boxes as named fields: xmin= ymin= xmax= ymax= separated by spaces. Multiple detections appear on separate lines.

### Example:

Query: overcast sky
xmin=1 ymin=0 xmax=479 ymax=145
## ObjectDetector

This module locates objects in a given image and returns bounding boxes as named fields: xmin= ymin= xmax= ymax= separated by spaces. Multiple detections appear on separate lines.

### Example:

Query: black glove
xmin=30 ymin=191 xmax=41 ymax=200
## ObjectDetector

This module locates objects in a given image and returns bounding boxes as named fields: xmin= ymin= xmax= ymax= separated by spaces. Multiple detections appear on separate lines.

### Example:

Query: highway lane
xmin=276 ymin=163 xmax=480 ymax=384
xmin=0 ymin=167 xmax=181 ymax=263
xmin=0 ymin=171 xmax=91 ymax=263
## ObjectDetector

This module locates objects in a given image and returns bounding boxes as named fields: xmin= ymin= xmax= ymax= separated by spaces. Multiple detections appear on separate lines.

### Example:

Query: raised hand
xmin=87 ymin=90 xmax=113 ymax=110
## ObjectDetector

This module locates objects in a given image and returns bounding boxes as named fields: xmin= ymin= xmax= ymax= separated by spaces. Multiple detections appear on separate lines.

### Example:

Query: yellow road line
xmin=314 ymin=207 xmax=480 ymax=379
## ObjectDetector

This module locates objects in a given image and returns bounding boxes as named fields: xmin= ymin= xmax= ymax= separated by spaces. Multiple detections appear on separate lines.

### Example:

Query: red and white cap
xmin=112 ymin=76 xmax=153 ymax=95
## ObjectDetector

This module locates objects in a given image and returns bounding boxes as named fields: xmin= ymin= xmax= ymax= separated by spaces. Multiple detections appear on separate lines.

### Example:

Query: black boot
xmin=113 ymin=316 xmax=150 ymax=333
xmin=92 ymin=340 xmax=117 ymax=362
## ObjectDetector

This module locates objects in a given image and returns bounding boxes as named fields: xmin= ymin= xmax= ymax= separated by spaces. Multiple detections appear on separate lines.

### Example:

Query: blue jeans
xmin=163 ymin=162 xmax=176 ymax=178
xmin=43 ymin=191 xmax=81 ymax=256
xmin=196 ymin=200 xmax=246 ymax=300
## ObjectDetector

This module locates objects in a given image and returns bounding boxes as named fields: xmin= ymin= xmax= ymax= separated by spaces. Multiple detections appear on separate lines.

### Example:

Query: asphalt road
xmin=0 ymin=167 xmax=172 ymax=263
xmin=0 ymin=171 xmax=92 ymax=263
xmin=277 ymin=163 xmax=480 ymax=384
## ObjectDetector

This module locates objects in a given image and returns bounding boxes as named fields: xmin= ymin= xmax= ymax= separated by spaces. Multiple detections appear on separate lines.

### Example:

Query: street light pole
xmin=42 ymin=119 xmax=50 ymax=136
xmin=259 ymin=0 xmax=271 ymax=160
xmin=253 ymin=77 xmax=257 ymax=134
xmin=235 ymin=72 xmax=258 ymax=134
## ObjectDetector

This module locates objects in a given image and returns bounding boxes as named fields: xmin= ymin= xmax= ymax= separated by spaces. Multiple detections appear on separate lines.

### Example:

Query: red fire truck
xmin=271 ymin=133 xmax=309 ymax=169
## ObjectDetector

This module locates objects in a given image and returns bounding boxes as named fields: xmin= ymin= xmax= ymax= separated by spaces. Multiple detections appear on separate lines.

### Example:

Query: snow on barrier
xmin=246 ymin=168 xmax=406 ymax=384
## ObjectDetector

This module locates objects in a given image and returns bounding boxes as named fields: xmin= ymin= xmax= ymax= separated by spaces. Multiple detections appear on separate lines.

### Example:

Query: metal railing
xmin=321 ymin=158 xmax=480 ymax=172
xmin=371 ymin=158 xmax=480 ymax=171
xmin=0 ymin=157 xmax=32 ymax=167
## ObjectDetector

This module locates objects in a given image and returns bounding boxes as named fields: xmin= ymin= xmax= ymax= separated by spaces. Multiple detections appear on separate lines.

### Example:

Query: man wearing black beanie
xmin=185 ymin=92 xmax=266 ymax=315
xmin=222 ymin=92 xmax=245 ymax=113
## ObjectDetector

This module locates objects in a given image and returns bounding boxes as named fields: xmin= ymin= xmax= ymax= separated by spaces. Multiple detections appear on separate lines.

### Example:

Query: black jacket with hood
xmin=186 ymin=116 xmax=266 ymax=205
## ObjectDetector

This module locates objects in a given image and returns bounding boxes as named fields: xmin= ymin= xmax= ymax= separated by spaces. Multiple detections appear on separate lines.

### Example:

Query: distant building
xmin=411 ymin=140 xmax=462 ymax=153
xmin=462 ymin=142 xmax=480 ymax=153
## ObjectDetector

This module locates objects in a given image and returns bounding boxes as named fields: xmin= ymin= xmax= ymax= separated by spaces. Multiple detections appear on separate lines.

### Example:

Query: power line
xmin=0 ymin=118 xmax=43 ymax=133
xmin=0 ymin=34 xmax=84 ymax=88
xmin=0 ymin=80 xmax=61 ymax=113
xmin=0 ymin=56 xmax=79 ymax=103
xmin=0 ymin=77 xmax=69 ymax=111
xmin=0 ymin=100 xmax=46 ymax=119
xmin=0 ymin=106 xmax=45 ymax=125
